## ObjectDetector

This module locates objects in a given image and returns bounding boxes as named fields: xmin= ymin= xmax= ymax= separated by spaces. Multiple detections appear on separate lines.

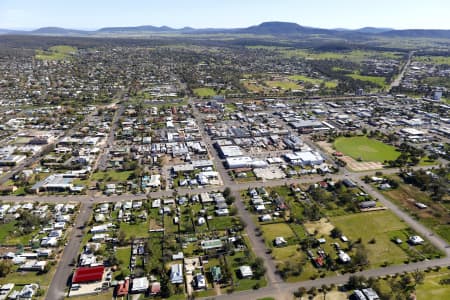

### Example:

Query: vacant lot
xmin=266 ymin=80 xmax=300 ymax=90
xmin=91 ymin=170 xmax=133 ymax=182
xmin=347 ymin=73 xmax=387 ymax=88
xmin=288 ymin=75 xmax=338 ymax=88
xmin=304 ymin=218 xmax=334 ymax=236
xmin=331 ymin=211 xmax=409 ymax=266
xmin=334 ymin=136 xmax=400 ymax=162
xmin=416 ymin=270 xmax=450 ymax=299
xmin=381 ymin=178 xmax=450 ymax=243
xmin=261 ymin=223 xmax=296 ymax=246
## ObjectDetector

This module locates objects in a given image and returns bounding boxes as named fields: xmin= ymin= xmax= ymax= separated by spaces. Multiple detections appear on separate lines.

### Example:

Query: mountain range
xmin=1 ymin=21 xmax=449 ymax=39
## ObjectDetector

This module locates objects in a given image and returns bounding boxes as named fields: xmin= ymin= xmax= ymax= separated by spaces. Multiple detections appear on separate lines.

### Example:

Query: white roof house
xmin=170 ymin=264 xmax=184 ymax=284
xmin=338 ymin=250 xmax=351 ymax=263
xmin=409 ymin=235 xmax=424 ymax=245
xmin=239 ymin=266 xmax=253 ymax=278
xmin=131 ymin=277 xmax=149 ymax=293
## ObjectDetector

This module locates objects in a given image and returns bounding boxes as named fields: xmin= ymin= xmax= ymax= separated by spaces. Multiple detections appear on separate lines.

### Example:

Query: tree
xmin=294 ymin=287 xmax=307 ymax=298
xmin=411 ymin=269 xmax=425 ymax=287
xmin=160 ymin=274 xmax=172 ymax=298
xmin=347 ymin=275 xmax=367 ymax=289
xmin=118 ymin=230 xmax=127 ymax=246
xmin=0 ymin=260 xmax=13 ymax=277
xmin=223 ymin=187 xmax=231 ymax=198
xmin=353 ymin=245 xmax=369 ymax=267
xmin=226 ymin=196 xmax=236 ymax=205
xmin=330 ymin=227 xmax=342 ymax=238
xmin=251 ymin=257 xmax=266 ymax=279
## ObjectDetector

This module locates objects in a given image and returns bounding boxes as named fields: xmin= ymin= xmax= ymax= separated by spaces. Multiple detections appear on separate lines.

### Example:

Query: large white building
xmin=283 ymin=151 xmax=324 ymax=166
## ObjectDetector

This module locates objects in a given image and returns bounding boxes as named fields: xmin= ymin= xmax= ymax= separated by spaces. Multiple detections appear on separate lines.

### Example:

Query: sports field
xmin=193 ymin=87 xmax=216 ymax=97
xmin=334 ymin=136 xmax=400 ymax=162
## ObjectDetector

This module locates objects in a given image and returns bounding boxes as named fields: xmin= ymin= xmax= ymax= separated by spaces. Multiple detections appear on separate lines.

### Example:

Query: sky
xmin=1 ymin=0 xmax=449 ymax=30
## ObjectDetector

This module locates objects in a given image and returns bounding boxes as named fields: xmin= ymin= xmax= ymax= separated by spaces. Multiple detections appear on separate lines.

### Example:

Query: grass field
xmin=119 ymin=220 xmax=150 ymax=239
xmin=0 ymin=221 xmax=40 ymax=245
xmin=331 ymin=211 xmax=409 ymax=267
xmin=288 ymin=75 xmax=338 ymax=88
xmin=422 ymin=76 xmax=450 ymax=89
xmin=334 ymin=136 xmax=400 ymax=162
xmin=416 ymin=270 xmax=450 ymax=299
xmin=91 ymin=170 xmax=133 ymax=182
xmin=261 ymin=223 xmax=296 ymax=246
xmin=193 ymin=87 xmax=216 ymax=97
xmin=272 ymin=245 xmax=302 ymax=261
xmin=381 ymin=178 xmax=450 ymax=243
xmin=266 ymin=80 xmax=301 ymax=90
xmin=347 ymin=73 xmax=387 ymax=88
xmin=35 ymin=45 xmax=76 ymax=60
xmin=281 ymin=49 xmax=402 ymax=62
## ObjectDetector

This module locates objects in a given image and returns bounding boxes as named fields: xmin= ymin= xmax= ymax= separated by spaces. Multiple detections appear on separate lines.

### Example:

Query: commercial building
xmin=72 ymin=266 xmax=105 ymax=284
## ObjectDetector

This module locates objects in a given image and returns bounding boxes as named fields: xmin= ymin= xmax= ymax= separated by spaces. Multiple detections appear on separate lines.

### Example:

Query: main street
xmin=46 ymin=203 xmax=94 ymax=300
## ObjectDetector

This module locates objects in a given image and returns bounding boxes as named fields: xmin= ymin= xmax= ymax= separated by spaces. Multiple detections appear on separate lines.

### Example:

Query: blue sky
xmin=1 ymin=0 xmax=449 ymax=30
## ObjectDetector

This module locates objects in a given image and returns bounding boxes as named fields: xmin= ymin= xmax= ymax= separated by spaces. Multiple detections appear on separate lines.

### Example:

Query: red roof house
xmin=72 ymin=266 xmax=105 ymax=284
xmin=115 ymin=279 xmax=129 ymax=296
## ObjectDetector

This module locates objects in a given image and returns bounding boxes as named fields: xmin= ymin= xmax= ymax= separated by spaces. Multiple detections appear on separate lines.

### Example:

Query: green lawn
xmin=91 ymin=170 xmax=133 ymax=182
xmin=0 ymin=263 xmax=57 ymax=299
xmin=208 ymin=216 xmax=237 ymax=231
xmin=193 ymin=87 xmax=216 ymax=97
xmin=347 ymin=74 xmax=387 ymax=88
xmin=115 ymin=247 xmax=131 ymax=265
xmin=261 ymin=223 xmax=296 ymax=246
xmin=0 ymin=221 xmax=17 ymax=244
xmin=288 ymin=75 xmax=338 ymax=88
xmin=266 ymin=80 xmax=300 ymax=90
xmin=416 ymin=270 xmax=450 ymax=299
xmin=331 ymin=211 xmax=409 ymax=267
xmin=119 ymin=220 xmax=150 ymax=239
xmin=272 ymin=245 xmax=302 ymax=261
xmin=334 ymin=136 xmax=400 ymax=162
xmin=0 ymin=221 xmax=40 ymax=245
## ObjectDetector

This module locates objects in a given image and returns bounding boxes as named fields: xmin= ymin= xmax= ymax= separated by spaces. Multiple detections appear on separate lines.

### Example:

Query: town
xmin=0 ymin=17 xmax=449 ymax=300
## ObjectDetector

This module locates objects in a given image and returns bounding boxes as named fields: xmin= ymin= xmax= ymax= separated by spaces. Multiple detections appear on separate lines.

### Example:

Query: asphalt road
xmin=390 ymin=51 xmax=414 ymax=90
xmin=46 ymin=203 xmax=93 ymax=300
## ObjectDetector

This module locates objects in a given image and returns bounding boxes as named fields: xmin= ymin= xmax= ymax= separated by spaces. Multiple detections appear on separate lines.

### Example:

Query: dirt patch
xmin=149 ymin=219 xmax=163 ymax=231
xmin=304 ymin=218 xmax=334 ymax=236
xmin=0 ymin=246 xmax=18 ymax=255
